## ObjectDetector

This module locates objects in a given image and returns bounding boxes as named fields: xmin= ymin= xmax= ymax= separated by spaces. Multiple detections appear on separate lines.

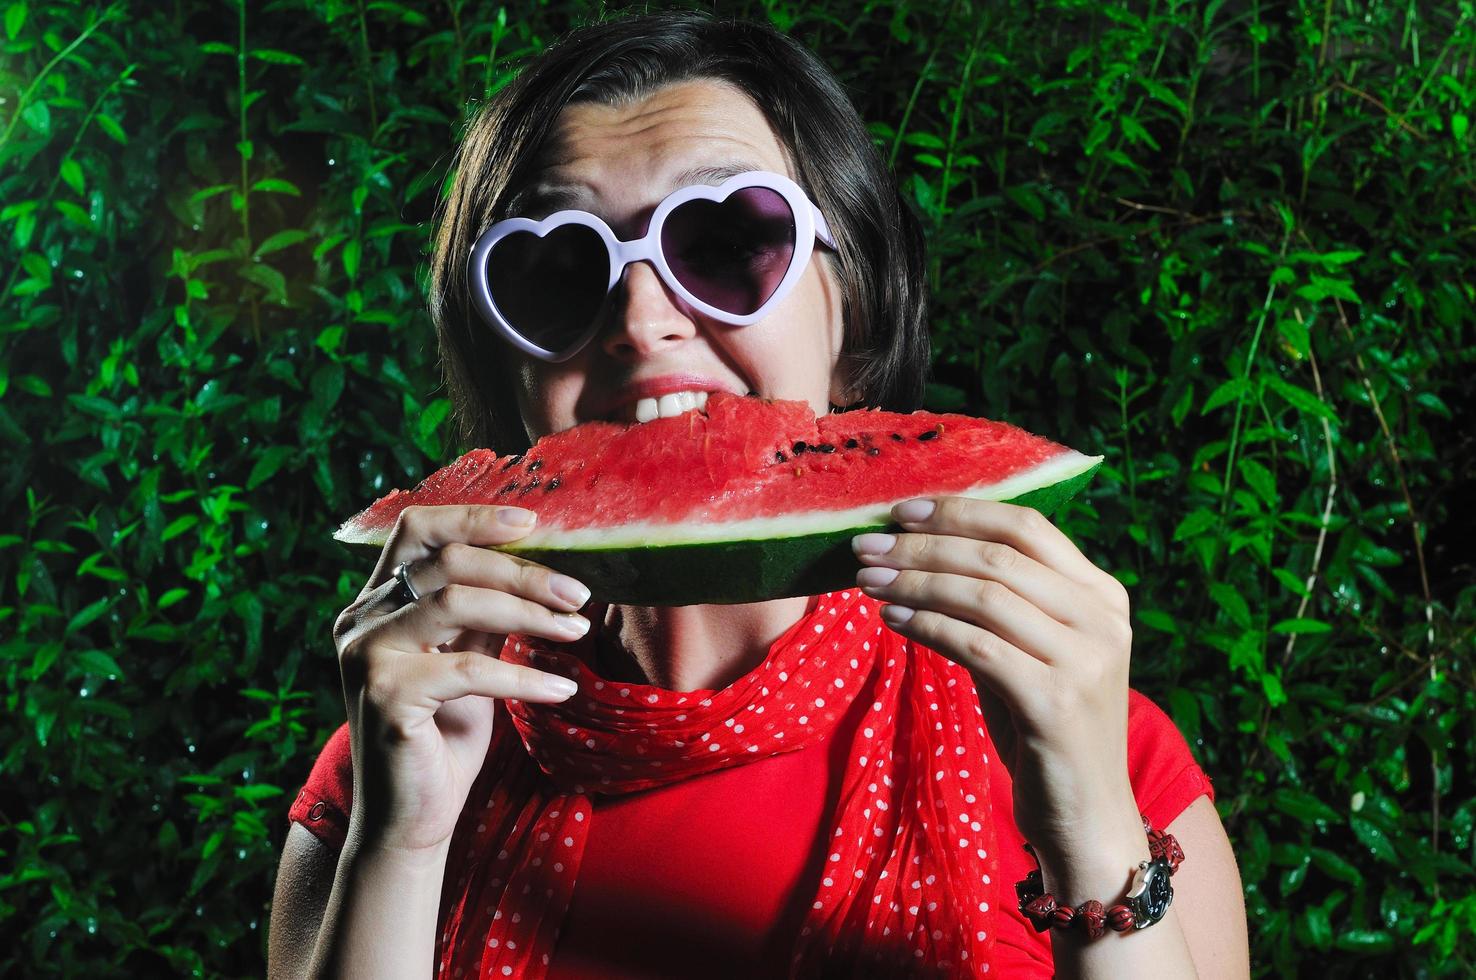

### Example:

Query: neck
xmin=596 ymin=596 xmax=813 ymax=692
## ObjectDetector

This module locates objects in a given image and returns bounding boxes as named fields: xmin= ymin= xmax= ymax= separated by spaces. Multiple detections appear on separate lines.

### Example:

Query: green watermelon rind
xmin=500 ymin=458 xmax=1102 ymax=606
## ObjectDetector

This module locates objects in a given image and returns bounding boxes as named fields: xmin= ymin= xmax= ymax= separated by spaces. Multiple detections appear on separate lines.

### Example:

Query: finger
xmin=402 ymin=649 xmax=581 ymax=706
xmin=390 ymin=542 xmax=591 ymax=614
xmin=852 ymin=530 xmax=1095 ymax=629
xmin=382 ymin=582 xmax=592 ymax=653
xmin=366 ymin=504 xmax=540 ymax=593
xmin=877 ymin=603 xmax=1044 ymax=719
xmin=892 ymin=497 xmax=1111 ymax=592
xmin=857 ymin=568 xmax=1077 ymax=666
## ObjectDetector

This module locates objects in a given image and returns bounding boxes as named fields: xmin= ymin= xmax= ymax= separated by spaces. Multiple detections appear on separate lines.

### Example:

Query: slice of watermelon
xmin=334 ymin=392 xmax=1102 ymax=606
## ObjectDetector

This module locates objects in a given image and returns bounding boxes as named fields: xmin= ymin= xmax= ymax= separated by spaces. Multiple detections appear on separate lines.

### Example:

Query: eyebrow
xmin=504 ymin=160 xmax=769 ymax=217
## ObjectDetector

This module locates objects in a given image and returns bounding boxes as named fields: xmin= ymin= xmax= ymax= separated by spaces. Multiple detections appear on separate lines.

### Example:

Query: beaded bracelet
xmin=1015 ymin=816 xmax=1184 ymax=939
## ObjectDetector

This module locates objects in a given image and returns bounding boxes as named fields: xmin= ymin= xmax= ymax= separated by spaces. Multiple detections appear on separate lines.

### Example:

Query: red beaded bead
xmin=1052 ymin=905 xmax=1076 ymax=928
xmin=1023 ymin=894 xmax=1058 ymax=933
xmin=1108 ymin=904 xmax=1136 ymax=932
xmin=1075 ymin=900 xmax=1107 ymax=940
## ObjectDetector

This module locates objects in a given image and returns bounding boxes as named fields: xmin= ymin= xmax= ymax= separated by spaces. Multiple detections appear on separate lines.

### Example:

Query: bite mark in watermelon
xmin=335 ymin=392 xmax=1102 ymax=605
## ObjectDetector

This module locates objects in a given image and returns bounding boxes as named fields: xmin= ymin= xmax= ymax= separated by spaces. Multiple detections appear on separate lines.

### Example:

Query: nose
xmin=599 ymin=260 xmax=697 ymax=358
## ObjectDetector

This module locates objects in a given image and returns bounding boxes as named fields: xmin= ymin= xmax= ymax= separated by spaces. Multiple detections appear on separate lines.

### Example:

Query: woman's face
xmin=504 ymin=78 xmax=847 ymax=441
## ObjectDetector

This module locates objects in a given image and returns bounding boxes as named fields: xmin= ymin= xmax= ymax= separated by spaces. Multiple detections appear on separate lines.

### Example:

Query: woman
xmin=269 ymin=11 xmax=1249 ymax=979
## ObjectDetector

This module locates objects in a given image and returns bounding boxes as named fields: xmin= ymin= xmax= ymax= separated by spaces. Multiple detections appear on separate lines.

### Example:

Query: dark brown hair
xmin=428 ymin=9 xmax=930 ymax=453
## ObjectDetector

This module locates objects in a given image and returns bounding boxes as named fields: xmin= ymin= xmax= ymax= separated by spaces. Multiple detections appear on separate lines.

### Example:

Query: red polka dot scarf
xmin=434 ymin=589 xmax=998 ymax=977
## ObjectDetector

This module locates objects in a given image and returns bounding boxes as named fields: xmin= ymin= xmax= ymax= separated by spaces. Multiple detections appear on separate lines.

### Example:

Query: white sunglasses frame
xmin=467 ymin=170 xmax=837 ymax=363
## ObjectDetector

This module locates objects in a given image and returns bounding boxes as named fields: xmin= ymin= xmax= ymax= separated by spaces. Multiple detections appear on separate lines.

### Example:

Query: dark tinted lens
xmin=661 ymin=187 xmax=796 ymax=315
xmin=486 ymin=224 xmax=609 ymax=352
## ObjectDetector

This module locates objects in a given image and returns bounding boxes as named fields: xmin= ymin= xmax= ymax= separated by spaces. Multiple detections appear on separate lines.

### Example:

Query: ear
xmin=828 ymin=352 xmax=859 ymax=411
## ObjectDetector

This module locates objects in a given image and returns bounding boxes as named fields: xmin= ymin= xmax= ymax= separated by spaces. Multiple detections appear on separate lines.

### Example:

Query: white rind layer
xmin=505 ymin=449 xmax=1104 ymax=552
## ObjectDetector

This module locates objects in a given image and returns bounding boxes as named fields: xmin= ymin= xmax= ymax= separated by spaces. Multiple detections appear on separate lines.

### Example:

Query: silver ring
xmin=394 ymin=560 xmax=422 ymax=603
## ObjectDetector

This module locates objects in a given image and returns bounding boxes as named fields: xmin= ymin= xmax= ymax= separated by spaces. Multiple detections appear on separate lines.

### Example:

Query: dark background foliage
xmin=2 ymin=0 xmax=1471 ymax=975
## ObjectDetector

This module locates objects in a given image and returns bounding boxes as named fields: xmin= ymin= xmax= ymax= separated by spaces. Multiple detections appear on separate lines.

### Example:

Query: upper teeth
xmin=632 ymin=390 xmax=710 ymax=423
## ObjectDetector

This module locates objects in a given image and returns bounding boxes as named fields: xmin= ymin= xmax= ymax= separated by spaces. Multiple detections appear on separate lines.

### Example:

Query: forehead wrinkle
xmin=504 ymin=82 xmax=794 ymax=219
xmin=510 ymin=158 xmax=773 ymax=216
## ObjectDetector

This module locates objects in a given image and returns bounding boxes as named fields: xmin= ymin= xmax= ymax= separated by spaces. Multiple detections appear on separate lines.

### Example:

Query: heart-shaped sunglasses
xmin=467 ymin=170 xmax=837 ymax=362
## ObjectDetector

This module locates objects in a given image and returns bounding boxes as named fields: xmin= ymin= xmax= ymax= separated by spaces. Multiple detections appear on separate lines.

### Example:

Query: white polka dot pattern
xmin=433 ymin=591 xmax=997 ymax=977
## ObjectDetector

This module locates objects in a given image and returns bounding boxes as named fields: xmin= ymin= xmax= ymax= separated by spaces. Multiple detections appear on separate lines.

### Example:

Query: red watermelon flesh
xmin=334 ymin=392 xmax=1101 ymax=605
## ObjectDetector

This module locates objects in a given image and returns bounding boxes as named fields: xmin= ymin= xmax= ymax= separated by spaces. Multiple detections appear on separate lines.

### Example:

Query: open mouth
xmin=610 ymin=389 xmax=760 ymax=424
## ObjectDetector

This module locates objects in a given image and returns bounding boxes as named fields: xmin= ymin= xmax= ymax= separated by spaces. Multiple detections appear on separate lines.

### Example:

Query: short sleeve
xmin=287 ymin=721 xmax=353 ymax=851
xmin=1126 ymin=689 xmax=1215 ymax=829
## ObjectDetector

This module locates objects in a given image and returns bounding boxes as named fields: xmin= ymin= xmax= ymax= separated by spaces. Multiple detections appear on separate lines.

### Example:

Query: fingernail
xmin=499 ymin=507 xmax=536 ymax=526
xmin=541 ymin=674 xmax=580 ymax=698
xmin=550 ymin=574 xmax=591 ymax=608
xmin=554 ymin=613 xmax=590 ymax=637
xmin=880 ymin=604 xmax=915 ymax=626
xmin=852 ymin=533 xmax=896 ymax=557
xmin=856 ymin=566 xmax=900 ymax=588
xmin=893 ymin=499 xmax=935 ymax=523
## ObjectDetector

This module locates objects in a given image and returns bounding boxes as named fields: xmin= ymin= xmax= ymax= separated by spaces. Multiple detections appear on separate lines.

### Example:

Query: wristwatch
xmin=1125 ymin=856 xmax=1174 ymax=928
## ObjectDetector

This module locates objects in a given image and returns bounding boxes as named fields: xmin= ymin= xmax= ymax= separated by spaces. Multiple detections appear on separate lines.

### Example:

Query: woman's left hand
xmin=852 ymin=496 xmax=1146 ymax=876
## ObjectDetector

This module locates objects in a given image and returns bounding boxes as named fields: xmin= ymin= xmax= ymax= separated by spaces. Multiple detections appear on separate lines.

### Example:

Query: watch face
xmin=1129 ymin=859 xmax=1174 ymax=927
xmin=1142 ymin=864 xmax=1174 ymax=920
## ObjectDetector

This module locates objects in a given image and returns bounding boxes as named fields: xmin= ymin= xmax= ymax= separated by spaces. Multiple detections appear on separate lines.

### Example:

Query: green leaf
xmin=4 ymin=2 xmax=25 ymax=39
xmin=1173 ymin=508 xmax=1217 ymax=541
xmin=1119 ymin=114 xmax=1160 ymax=150
xmin=254 ymin=229 xmax=310 ymax=258
xmin=21 ymin=100 xmax=49 ymax=136
xmin=1296 ymin=276 xmax=1361 ymax=304
xmin=1209 ymin=581 xmax=1251 ymax=628
xmin=1309 ymin=846 xmax=1363 ymax=884
xmin=1271 ymin=618 xmax=1332 ymax=634
xmin=1265 ymin=376 xmax=1337 ymax=420
xmin=313 ymin=233 xmax=348 ymax=262
xmin=1272 ymin=789 xmax=1339 ymax=825
xmin=342 ymin=238 xmax=361 ymax=279
xmin=161 ymin=514 xmax=199 ymax=542
xmin=22 ymin=251 xmax=51 ymax=284
xmin=188 ymin=184 xmax=235 ymax=206
xmin=59 ymin=158 xmax=84 ymax=196
xmin=75 ymin=649 xmax=124 ymax=678
xmin=246 ymin=446 xmax=296 ymax=490
xmin=1201 ymin=377 xmax=1247 ymax=414
xmin=239 ymin=263 xmax=289 ymax=305
xmin=1277 ymin=316 xmax=1309 ymax=357
xmin=1334 ymin=930 xmax=1394 ymax=954
xmin=1452 ymin=113 xmax=1468 ymax=142
xmin=249 ymin=48 xmax=305 ymax=65
xmin=1238 ymin=458 xmax=1277 ymax=506
xmin=1083 ymin=118 xmax=1111 ymax=156
xmin=1137 ymin=609 xmax=1178 ymax=634
xmin=157 ymin=588 xmax=190 ymax=610
xmin=96 ymin=113 xmax=127 ymax=144
xmin=66 ymin=597 xmax=111 ymax=635
xmin=1350 ymin=816 xmax=1398 ymax=863
xmin=250 ymin=178 xmax=301 ymax=196
xmin=198 ymin=40 xmax=233 ymax=55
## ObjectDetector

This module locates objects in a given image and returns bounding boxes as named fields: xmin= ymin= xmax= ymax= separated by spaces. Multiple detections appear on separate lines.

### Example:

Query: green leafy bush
xmin=2 ymin=0 xmax=1470 ymax=975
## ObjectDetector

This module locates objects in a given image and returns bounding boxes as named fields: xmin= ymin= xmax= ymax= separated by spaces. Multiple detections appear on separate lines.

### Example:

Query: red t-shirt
xmin=289 ymin=685 xmax=1213 ymax=976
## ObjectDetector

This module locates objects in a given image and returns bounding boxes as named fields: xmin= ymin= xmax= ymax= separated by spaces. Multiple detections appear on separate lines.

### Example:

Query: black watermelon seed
xmin=792 ymin=441 xmax=808 ymax=454
xmin=844 ymin=439 xmax=859 ymax=449
xmin=774 ymin=450 xmax=788 ymax=462
xmin=867 ymin=447 xmax=881 ymax=456
xmin=518 ymin=475 xmax=542 ymax=493
xmin=500 ymin=455 xmax=523 ymax=471
xmin=918 ymin=430 xmax=938 ymax=441
xmin=816 ymin=443 xmax=836 ymax=453
xmin=891 ymin=433 xmax=904 ymax=441
xmin=528 ymin=459 xmax=544 ymax=471
xmin=501 ymin=481 xmax=518 ymax=493
xmin=544 ymin=476 xmax=561 ymax=492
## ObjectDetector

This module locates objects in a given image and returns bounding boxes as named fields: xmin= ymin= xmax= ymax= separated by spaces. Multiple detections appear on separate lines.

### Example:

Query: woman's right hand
xmin=331 ymin=504 xmax=592 ymax=856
